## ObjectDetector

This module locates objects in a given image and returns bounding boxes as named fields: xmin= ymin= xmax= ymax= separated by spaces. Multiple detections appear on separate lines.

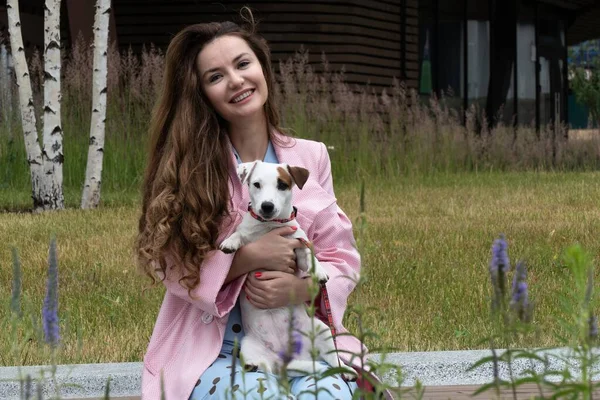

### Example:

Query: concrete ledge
xmin=0 ymin=362 xmax=142 ymax=399
xmin=373 ymin=347 xmax=596 ymax=386
xmin=0 ymin=349 xmax=594 ymax=399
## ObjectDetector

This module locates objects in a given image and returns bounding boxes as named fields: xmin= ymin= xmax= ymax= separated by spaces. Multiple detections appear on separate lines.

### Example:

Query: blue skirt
xmin=189 ymin=300 xmax=357 ymax=399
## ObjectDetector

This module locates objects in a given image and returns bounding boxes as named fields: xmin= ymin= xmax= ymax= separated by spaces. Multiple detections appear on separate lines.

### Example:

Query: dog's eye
xmin=253 ymin=182 xmax=261 ymax=189
xmin=277 ymin=180 xmax=289 ymax=191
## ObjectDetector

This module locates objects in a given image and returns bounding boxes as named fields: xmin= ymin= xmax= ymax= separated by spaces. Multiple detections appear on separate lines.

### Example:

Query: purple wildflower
xmin=278 ymin=331 xmax=303 ymax=364
xmin=490 ymin=235 xmax=510 ymax=274
xmin=510 ymin=261 xmax=532 ymax=322
xmin=292 ymin=331 xmax=303 ymax=355
xmin=42 ymin=238 xmax=60 ymax=348
xmin=489 ymin=235 xmax=510 ymax=312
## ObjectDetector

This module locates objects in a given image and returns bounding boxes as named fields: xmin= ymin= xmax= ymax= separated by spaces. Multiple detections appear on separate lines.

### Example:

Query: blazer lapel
xmin=273 ymin=131 xmax=303 ymax=167
xmin=224 ymin=135 xmax=249 ymax=224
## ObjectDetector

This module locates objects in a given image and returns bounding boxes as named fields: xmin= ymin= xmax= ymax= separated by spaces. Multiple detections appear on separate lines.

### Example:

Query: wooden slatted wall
xmin=566 ymin=3 xmax=600 ymax=45
xmin=112 ymin=0 xmax=419 ymax=90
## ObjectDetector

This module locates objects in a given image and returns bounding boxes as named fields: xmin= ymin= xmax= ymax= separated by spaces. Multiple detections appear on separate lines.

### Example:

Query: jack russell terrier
xmin=220 ymin=160 xmax=355 ymax=379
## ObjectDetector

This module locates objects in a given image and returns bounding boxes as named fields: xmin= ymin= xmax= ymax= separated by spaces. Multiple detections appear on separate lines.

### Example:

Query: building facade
xmin=1 ymin=0 xmax=599 ymax=129
xmin=419 ymin=0 xmax=599 ymax=129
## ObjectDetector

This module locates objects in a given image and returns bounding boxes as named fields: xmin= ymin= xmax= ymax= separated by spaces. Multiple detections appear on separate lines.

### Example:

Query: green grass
xmin=2 ymin=171 xmax=600 ymax=366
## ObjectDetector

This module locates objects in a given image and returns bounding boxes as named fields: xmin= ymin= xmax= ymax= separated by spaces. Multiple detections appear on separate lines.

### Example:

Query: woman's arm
xmin=160 ymin=225 xmax=301 ymax=317
xmin=159 ymin=250 xmax=242 ymax=319
xmin=310 ymin=143 xmax=361 ymax=327
xmin=308 ymin=203 xmax=360 ymax=328
xmin=224 ymin=225 xmax=301 ymax=284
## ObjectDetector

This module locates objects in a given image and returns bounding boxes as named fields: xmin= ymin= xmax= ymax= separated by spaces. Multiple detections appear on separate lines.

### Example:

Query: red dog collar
xmin=248 ymin=203 xmax=298 ymax=223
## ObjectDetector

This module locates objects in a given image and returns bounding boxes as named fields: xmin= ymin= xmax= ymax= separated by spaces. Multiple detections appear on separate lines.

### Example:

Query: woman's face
xmin=197 ymin=35 xmax=268 ymax=124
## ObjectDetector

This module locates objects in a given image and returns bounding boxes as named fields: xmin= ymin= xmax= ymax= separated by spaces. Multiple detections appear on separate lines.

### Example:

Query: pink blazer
xmin=141 ymin=134 xmax=364 ymax=400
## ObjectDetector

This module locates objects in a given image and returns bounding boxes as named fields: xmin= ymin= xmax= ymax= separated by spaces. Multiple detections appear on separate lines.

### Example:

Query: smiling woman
xmin=133 ymin=8 xmax=379 ymax=400
xmin=197 ymin=35 xmax=269 ymax=156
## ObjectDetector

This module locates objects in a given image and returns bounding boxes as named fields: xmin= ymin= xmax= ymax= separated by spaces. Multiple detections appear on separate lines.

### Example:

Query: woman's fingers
xmin=268 ymin=225 xmax=298 ymax=238
xmin=244 ymin=276 xmax=272 ymax=308
xmin=244 ymin=293 xmax=268 ymax=309
xmin=244 ymin=280 xmax=267 ymax=298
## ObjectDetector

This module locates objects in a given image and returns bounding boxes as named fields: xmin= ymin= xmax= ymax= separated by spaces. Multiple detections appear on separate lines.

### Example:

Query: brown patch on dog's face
xmin=277 ymin=166 xmax=293 ymax=189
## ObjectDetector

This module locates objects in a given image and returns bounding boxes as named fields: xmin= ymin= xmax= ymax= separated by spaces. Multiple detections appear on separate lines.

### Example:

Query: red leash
xmin=319 ymin=281 xmax=337 ymax=344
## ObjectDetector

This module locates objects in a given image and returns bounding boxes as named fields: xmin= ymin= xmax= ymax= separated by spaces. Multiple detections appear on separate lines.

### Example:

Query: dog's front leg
xmin=219 ymin=231 xmax=245 ymax=254
xmin=310 ymin=257 xmax=329 ymax=283
xmin=296 ymin=248 xmax=328 ymax=283
xmin=294 ymin=247 xmax=311 ymax=272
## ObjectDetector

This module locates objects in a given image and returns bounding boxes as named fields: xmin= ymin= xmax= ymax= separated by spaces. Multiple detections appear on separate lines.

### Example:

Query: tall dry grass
xmin=1 ymin=36 xmax=600 ymax=201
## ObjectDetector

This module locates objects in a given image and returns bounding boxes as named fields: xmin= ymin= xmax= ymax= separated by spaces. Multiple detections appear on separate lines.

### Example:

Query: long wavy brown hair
xmin=135 ymin=17 xmax=287 ymax=296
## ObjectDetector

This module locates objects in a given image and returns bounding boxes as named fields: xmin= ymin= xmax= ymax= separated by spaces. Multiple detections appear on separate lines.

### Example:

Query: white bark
xmin=6 ymin=0 xmax=45 ymax=210
xmin=42 ymin=0 xmax=64 ymax=210
xmin=81 ymin=0 xmax=111 ymax=209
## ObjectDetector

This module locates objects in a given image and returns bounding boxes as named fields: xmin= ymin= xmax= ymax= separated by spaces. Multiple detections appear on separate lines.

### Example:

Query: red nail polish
xmin=291 ymin=226 xmax=298 ymax=231
xmin=255 ymin=272 xmax=262 ymax=278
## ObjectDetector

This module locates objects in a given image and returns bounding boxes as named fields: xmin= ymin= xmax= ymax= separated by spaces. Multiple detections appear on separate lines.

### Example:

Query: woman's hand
xmin=245 ymin=226 xmax=304 ymax=274
xmin=244 ymin=271 xmax=310 ymax=309
xmin=225 ymin=226 xmax=305 ymax=284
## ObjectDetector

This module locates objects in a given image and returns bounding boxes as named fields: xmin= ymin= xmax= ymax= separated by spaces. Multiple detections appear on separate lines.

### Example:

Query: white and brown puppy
xmin=220 ymin=160 xmax=354 ymax=378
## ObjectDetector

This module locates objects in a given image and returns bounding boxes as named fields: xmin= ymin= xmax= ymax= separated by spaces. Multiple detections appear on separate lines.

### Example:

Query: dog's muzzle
xmin=259 ymin=201 xmax=275 ymax=218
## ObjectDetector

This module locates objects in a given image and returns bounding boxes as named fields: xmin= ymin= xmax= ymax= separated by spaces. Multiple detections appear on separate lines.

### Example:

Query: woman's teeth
xmin=232 ymin=90 xmax=253 ymax=103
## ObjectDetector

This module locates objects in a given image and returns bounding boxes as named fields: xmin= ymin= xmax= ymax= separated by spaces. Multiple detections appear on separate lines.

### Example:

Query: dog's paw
xmin=220 ymin=245 xmax=236 ymax=254
xmin=243 ymin=364 xmax=259 ymax=372
xmin=316 ymin=271 xmax=329 ymax=284
xmin=340 ymin=366 xmax=357 ymax=382
xmin=308 ymin=259 xmax=329 ymax=283
xmin=313 ymin=265 xmax=329 ymax=283
xmin=220 ymin=236 xmax=241 ymax=253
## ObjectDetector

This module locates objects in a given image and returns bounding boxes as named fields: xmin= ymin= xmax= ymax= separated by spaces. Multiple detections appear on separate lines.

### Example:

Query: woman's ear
xmin=237 ymin=161 xmax=259 ymax=185
xmin=286 ymin=165 xmax=309 ymax=189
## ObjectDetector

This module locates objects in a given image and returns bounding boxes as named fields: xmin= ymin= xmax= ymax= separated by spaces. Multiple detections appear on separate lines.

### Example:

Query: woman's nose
xmin=229 ymin=72 xmax=244 ymax=88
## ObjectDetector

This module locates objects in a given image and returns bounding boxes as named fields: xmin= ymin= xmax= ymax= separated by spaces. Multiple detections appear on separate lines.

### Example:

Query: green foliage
xmin=4 ymin=46 xmax=600 ymax=212
xmin=569 ymin=47 xmax=600 ymax=129
xmin=471 ymin=240 xmax=600 ymax=400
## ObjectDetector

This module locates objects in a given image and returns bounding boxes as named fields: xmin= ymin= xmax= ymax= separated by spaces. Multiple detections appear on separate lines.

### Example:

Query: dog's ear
xmin=237 ymin=161 xmax=259 ymax=185
xmin=286 ymin=165 xmax=309 ymax=189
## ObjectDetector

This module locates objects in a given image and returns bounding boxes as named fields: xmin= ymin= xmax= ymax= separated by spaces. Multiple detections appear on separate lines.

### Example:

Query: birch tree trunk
xmin=6 ymin=0 xmax=45 ymax=211
xmin=42 ymin=0 xmax=65 ymax=210
xmin=81 ymin=0 xmax=111 ymax=209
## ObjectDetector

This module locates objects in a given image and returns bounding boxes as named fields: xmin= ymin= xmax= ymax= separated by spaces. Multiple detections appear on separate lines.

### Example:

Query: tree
xmin=81 ymin=0 xmax=111 ymax=209
xmin=6 ymin=0 xmax=44 ymax=210
xmin=570 ymin=45 xmax=600 ymax=131
xmin=7 ymin=0 xmax=64 ymax=211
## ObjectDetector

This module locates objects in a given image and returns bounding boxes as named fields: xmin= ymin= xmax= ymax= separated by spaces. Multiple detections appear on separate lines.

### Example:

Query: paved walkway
xmin=1 ymin=348 xmax=597 ymax=399
xmin=405 ymin=383 xmax=600 ymax=400
xmin=67 ymin=383 xmax=600 ymax=400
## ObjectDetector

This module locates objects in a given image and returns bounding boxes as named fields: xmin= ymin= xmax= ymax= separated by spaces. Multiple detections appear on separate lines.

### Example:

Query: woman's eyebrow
xmin=202 ymin=53 xmax=250 ymax=77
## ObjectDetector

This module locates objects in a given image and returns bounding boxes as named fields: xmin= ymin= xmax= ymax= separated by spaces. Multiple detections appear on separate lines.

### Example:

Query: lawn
xmin=2 ymin=171 xmax=599 ymax=366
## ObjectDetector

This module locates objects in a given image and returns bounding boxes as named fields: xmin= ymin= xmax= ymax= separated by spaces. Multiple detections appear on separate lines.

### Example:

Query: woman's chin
xmin=227 ymin=106 xmax=266 ymax=122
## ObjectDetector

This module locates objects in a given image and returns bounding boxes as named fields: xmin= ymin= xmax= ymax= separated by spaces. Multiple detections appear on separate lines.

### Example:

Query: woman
xmin=136 ymin=16 xmax=369 ymax=400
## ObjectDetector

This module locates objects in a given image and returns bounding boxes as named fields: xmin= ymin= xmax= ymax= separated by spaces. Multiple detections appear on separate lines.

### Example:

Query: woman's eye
xmin=238 ymin=60 xmax=250 ymax=68
xmin=209 ymin=74 xmax=221 ymax=83
xmin=253 ymin=182 xmax=261 ymax=189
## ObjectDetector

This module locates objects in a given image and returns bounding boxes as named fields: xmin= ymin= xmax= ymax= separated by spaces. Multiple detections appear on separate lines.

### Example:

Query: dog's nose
xmin=261 ymin=202 xmax=274 ymax=214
